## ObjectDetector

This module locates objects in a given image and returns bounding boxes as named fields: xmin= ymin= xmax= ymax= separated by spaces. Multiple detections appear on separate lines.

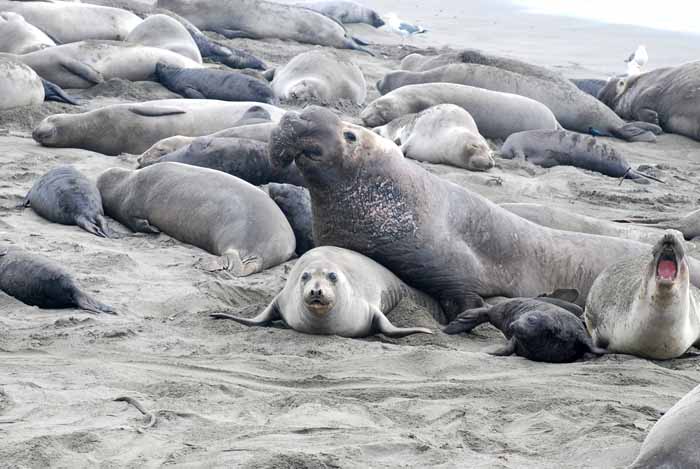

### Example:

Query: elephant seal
xmin=629 ymin=384 xmax=700 ymax=468
xmin=570 ymin=78 xmax=607 ymax=98
xmin=0 ymin=246 xmax=115 ymax=314
xmin=598 ymin=61 xmax=700 ymax=141
xmin=210 ymin=246 xmax=438 ymax=338
xmin=271 ymin=50 xmax=366 ymax=105
xmin=377 ymin=62 xmax=660 ymax=142
xmin=155 ymin=62 xmax=274 ymax=103
xmin=6 ymin=40 xmax=202 ymax=89
xmin=373 ymin=104 xmax=494 ymax=171
xmin=294 ymin=1 xmax=384 ymax=27
xmin=501 ymin=130 xmax=663 ymax=182
xmin=0 ymin=57 xmax=43 ymax=109
xmin=444 ymin=297 xmax=605 ymax=363
xmin=144 ymin=137 xmax=306 ymax=187
xmin=361 ymin=83 xmax=559 ymax=140
xmin=585 ymin=231 xmax=700 ymax=359
xmin=97 ymin=162 xmax=295 ymax=276
xmin=269 ymin=107 xmax=700 ymax=319
xmin=21 ymin=165 xmax=112 ymax=238
xmin=0 ymin=11 xmax=54 ymax=54
xmin=615 ymin=209 xmax=700 ymax=241
xmin=156 ymin=0 xmax=371 ymax=53
xmin=0 ymin=0 xmax=141 ymax=43
xmin=262 ymin=183 xmax=314 ymax=256
xmin=125 ymin=14 xmax=202 ymax=64
xmin=33 ymin=100 xmax=285 ymax=155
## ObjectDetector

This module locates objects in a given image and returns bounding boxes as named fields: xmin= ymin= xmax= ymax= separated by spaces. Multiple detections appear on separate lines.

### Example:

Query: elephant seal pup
xmin=585 ymin=231 xmax=700 ymax=359
xmin=6 ymin=41 xmax=203 ymax=89
xmin=501 ymin=130 xmax=663 ymax=182
xmin=271 ymin=50 xmax=366 ymax=105
xmin=599 ymin=61 xmax=700 ymax=141
xmin=262 ymin=183 xmax=314 ymax=255
xmin=270 ymin=107 xmax=700 ymax=319
xmin=628 ymin=384 xmax=700 ymax=468
xmin=361 ymin=83 xmax=559 ymax=140
xmin=97 ymin=162 xmax=295 ymax=276
xmin=155 ymin=62 xmax=274 ymax=103
xmin=377 ymin=62 xmax=660 ymax=142
xmin=0 ymin=57 xmax=43 ymax=110
xmin=33 ymin=99 xmax=285 ymax=155
xmin=211 ymin=246 xmax=438 ymax=338
xmin=156 ymin=0 xmax=371 ymax=53
xmin=144 ymin=137 xmax=306 ymax=187
xmin=125 ymin=14 xmax=202 ymax=64
xmin=373 ymin=104 xmax=494 ymax=171
xmin=0 ymin=12 xmax=54 ymax=54
xmin=295 ymin=1 xmax=385 ymax=27
xmin=21 ymin=165 xmax=112 ymax=238
xmin=0 ymin=246 xmax=115 ymax=314
xmin=444 ymin=298 xmax=605 ymax=363
xmin=570 ymin=78 xmax=607 ymax=98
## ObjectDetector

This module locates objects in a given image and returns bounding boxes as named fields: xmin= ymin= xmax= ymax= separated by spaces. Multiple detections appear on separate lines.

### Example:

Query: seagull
xmin=382 ymin=13 xmax=427 ymax=36
xmin=625 ymin=45 xmax=648 ymax=76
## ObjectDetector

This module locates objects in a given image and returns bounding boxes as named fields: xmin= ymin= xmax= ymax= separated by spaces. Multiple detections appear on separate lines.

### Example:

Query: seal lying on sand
xmin=570 ymin=78 xmax=607 ymax=98
xmin=585 ymin=231 xmax=700 ymax=359
xmin=0 ymin=246 xmax=115 ymax=314
xmin=373 ymin=104 xmax=494 ymax=171
xmin=615 ymin=209 xmax=700 ymax=241
xmin=0 ymin=57 xmax=43 ymax=110
xmin=271 ymin=50 xmax=366 ymax=105
xmin=211 ymin=246 xmax=438 ymax=338
xmin=0 ymin=12 xmax=54 ymax=54
xmin=33 ymin=100 xmax=284 ymax=155
xmin=295 ymin=1 xmax=385 ymax=27
xmin=262 ymin=183 xmax=314 ymax=256
xmin=21 ymin=165 xmax=112 ymax=238
xmin=628 ymin=383 xmax=700 ymax=468
xmin=126 ymin=14 xmax=202 ymax=64
xmin=97 ymin=162 xmax=295 ymax=276
xmin=270 ymin=107 xmax=700 ymax=318
xmin=598 ymin=61 xmax=700 ymax=141
xmin=501 ymin=130 xmax=663 ymax=182
xmin=361 ymin=83 xmax=559 ymax=140
xmin=156 ymin=62 xmax=274 ymax=103
xmin=444 ymin=297 xmax=605 ymax=363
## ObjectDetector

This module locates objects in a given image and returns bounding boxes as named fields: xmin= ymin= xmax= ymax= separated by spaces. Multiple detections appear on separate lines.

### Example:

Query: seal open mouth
xmin=657 ymin=248 xmax=678 ymax=282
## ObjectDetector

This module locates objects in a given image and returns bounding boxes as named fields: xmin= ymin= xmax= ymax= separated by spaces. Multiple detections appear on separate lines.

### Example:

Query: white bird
xmin=382 ymin=13 xmax=427 ymax=36
xmin=625 ymin=45 xmax=648 ymax=76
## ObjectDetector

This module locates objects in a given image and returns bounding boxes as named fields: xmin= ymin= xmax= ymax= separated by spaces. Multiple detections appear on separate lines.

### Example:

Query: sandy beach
xmin=1 ymin=1 xmax=700 ymax=468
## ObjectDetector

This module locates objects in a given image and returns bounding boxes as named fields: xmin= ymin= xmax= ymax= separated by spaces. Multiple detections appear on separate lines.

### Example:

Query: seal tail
xmin=74 ymin=290 xmax=116 ymax=315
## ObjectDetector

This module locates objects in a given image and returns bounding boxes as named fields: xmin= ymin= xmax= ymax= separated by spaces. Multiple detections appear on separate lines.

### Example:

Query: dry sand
xmin=2 ymin=1 xmax=700 ymax=468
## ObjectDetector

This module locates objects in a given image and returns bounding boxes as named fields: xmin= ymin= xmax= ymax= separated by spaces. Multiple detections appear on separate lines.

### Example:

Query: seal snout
xmin=301 ymin=269 xmax=338 ymax=316
xmin=32 ymin=121 xmax=57 ymax=144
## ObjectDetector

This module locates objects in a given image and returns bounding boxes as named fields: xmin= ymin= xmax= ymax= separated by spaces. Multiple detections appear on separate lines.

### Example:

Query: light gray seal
xmin=294 ymin=1 xmax=384 ymax=27
xmin=211 ymin=246 xmax=439 ymax=338
xmin=0 ymin=246 xmax=115 ymax=314
xmin=361 ymin=83 xmax=560 ymax=140
xmin=125 ymin=14 xmax=202 ymax=64
xmin=0 ymin=11 xmax=54 ymax=54
xmin=270 ymin=106 xmax=700 ymax=319
xmin=373 ymin=104 xmax=494 ymax=171
xmin=97 ymin=162 xmax=296 ymax=276
xmin=32 ymin=99 xmax=285 ymax=155
xmin=598 ymin=61 xmax=700 ymax=141
xmin=628 ymin=383 xmax=700 ymax=468
xmin=0 ymin=56 xmax=43 ymax=109
xmin=21 ymin=165 xmax=112 ymax=238
xmin=270 ymin=50 xmax=366 ymax=105
xmin=585 ymin=231 xmax=700 ymax=359
xmin=262 ymin=183 xmax=314 ymax=256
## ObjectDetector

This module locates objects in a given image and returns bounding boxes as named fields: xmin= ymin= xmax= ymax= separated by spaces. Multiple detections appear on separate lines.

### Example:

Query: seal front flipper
xmin=637 ymin=108 xmax=660 ymax=126
xmin=443 ymin=306 xmax=491 ymax=334
xmin=486 ymin=337 xmax=517 ymax=356
xmin=74 ymin=289 xmax=116 ymax=315
xmin=198 ymin=251 xmax=263 ymax=276
xmin=611 ymin=123 xmax=657 ymax=143
xmin=130 ymin=217 xmax=160 ymax=234
xmin=60 ymin=59 xmax=103 ymax=86
xmin=210 ymin=28 xmax=258 ymax=40
xmin=210 ymin=299 xmax=282 ymax=327
xmin=181 ymin=87 xmax=206 ymax=99
xmin=371 ymin=307 xmax=432 ymax=338
xmin=128 ymin=105 xmax=187 ymax=117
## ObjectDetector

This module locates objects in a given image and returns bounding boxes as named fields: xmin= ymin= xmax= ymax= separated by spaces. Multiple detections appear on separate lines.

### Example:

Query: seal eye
xmin=327 ymin=272 xmax=338 ymax=283
xmin=301 ymin=272 xmax=310 ymax=282
xmin=343 ymin=131 xmax=357 ymax=143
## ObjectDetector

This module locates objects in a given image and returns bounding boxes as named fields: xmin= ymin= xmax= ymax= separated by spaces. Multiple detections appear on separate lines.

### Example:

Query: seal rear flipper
xmin=129 ymin=105 xmax=187 ymax=117
xmin=74 ymin=290 xmax=116 ymax=315
xmin=371 ymin=308 xmax=432 ymax=338
xmin=60 ymin=59 xmax=103 ymax=86
xmin=209 ymin=299 xmax=281 ymax=327
xmin=352 ymin=36 xmax=370 ymax=46
xmin=263 ymin=68 xmax=276 ymax=81
xmin=41 ymin=79 xmax=79 ymax=105
xmin=17 ymin=192 xmax=31 ymax=210
xmin=486 ymin=337 xmax=516 ymax=356
xmin=347 ymin=39 xmax=375 ymax=56
xmin=442 ymin=306 xmax=491 ymax=335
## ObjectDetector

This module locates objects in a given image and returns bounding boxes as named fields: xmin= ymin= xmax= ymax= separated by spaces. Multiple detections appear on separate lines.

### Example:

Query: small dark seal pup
xmin=444 ymin=298 xmax=605 ymax=363
xmin=21 ymin=165 xmax=112 ymax=238
xmin=0 ymin=246 xmax=115 ymax=314
xmin=262 ymin=183 xmax=314 ymax=255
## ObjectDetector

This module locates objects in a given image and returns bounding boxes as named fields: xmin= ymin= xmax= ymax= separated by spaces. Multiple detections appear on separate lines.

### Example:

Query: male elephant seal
xmin=361 ymin=83 xmax=559 ymax=140
xmin=33 ymin=100 xmax=284 ymax=155
xmin=501 ymin=130 xmax=663 ymax=182
xmin=628 ymin=383 xmax=700 ymax=468
xmin=270 ymin=107 xmax=700 ymax=319
xmin=585 ymin=231 xmax=700 ymax=359
xmin=21 ymin=165 xmax=111 ymax=238
xmin=444 ymin=297 xmax=605 ymax=363
xmin=0 ymin=246 xmax=115 ymax=314
xmin=0 ymin=57 xmax=43 ymax=109
xmin=156 ymin=0 xmax=371 ymax=53
xmin=377 ymin=62 xmax=660 ymax=142
xmin=373 ymin=104 xmax=494 ymax=171
xmin=211 ymin=246 xmax=438 ymax=338
xmin=295 ymin=1 xmax=384 ymax=27
xmin=125 ymin=14 xmax=202 ymax=64
xmin=0 ymin=11 xmax=54 ymax=54
xmin=155 ymin=62 xmax=274 ymax=103
xmin=271 ymin=50 xmax=366 ymax=105
xmin=262 ymin=183 xmax=314 ymax=256
xmin=97 ymin=162 xmax=295 ymax=276
xmin=598 ymin=61 xmax=700 ymax=141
